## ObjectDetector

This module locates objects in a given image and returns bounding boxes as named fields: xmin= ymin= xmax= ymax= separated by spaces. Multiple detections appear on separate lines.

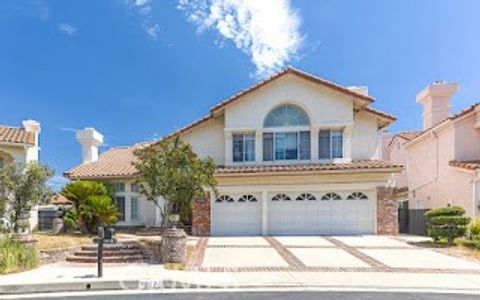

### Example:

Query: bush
xmin=426 ymin=206 xmax=470 ymax=245
xmin=468 ymin=218 xmax=480 ymax=240
xmin=61 ymin=181 xmax=117 ymax=233
xmin=0 ymin=238 xmax=39 ymax=274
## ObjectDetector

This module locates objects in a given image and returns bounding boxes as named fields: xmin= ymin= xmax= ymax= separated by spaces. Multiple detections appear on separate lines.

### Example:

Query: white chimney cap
xmin=416 ymin=82 xmax=459 ymax=104
xmin=22 ymin=120 xmax=41 ymax=133
xmin=76 ymin=127 xmax=103 ymax=147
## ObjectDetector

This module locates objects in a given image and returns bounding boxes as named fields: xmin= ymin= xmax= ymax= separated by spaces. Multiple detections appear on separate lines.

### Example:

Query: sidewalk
xmin=2 ymin=262 xmax=480 ymax=295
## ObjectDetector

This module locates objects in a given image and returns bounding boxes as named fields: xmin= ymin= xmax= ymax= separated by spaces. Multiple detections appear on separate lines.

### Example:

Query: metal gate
xmin=398 ymin=205 xmax=428 ymax=236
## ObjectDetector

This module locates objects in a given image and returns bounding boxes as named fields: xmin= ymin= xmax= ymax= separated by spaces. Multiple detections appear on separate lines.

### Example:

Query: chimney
xmin=23 ymin=120 xmax=41 ymax=162
xmin=76 ymin=128 xmax=103 ymax=164
xmin=416 ymin=81 xmax=459 ymax=129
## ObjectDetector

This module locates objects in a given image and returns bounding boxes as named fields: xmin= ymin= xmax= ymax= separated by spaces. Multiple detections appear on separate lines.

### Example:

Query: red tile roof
xmin=449 ymin=160 xmax=480 ymax=171
xmin=210 ymin=66 xmax=374 ymax=113
xmin=216 ymin=160 xmax=402 ymax=175
xmin=64 ymin=146 xmax=141 ymax=179
xmin=0 ymin=126 xmax=35 ymax=145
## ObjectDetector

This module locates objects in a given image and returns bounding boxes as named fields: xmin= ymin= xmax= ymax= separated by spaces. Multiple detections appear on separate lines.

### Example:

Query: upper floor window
xmin=131 ymin=183 xmax=139 ymax=193
xmin=263 ymin=131 xmax=310 ymax=161
xmin=264 ymin=104 xmax=310 ymax=127
xmin=319 ymin=129 xmax=343 ymax=159
xmin=110 ymin=183 xmax=125 ymax=193
xmin=233 ymin=133 xmax=255 ymax=162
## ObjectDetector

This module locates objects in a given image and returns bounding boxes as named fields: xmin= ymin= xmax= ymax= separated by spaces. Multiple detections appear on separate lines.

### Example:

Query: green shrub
xmin=468 ymin=218 xmax=480 ymax=240
xmin=0 ymin=238 xmax=39 ymax=274
xmin=61 ymin=181 xmax=117 ymax=233
xmin=425 ymin=206 xmax=470 ymax=245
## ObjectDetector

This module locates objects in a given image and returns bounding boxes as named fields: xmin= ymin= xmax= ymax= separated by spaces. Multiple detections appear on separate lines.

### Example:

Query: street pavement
xmin=3 ymin=290 xmax=480 ymax=300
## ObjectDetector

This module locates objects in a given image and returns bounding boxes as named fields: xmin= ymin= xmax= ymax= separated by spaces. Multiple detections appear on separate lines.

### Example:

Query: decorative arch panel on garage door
xmin=211 ymin=193 xmax=262 ymax=236
xmin=267 ymin=191 xmax=374 ymax=235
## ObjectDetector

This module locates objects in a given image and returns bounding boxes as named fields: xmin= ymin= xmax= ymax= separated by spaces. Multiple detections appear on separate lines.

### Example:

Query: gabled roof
xmin=210 ymin=66 xmax=374 ymax=114
xmin=0 ymin=125 xmax=35 ymax=145
xmin=387 ymin=130 xmax=422 ymax=147
xmin=406 ymin=102 xmax=480 ymax=146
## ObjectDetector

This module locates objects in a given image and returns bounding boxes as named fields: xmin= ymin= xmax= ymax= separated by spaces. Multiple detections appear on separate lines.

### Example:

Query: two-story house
xmin=64 ymin=67 xmax=402 ymax=236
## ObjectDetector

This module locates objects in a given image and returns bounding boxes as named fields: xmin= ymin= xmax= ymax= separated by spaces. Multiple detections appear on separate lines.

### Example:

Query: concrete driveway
xmin=187 ymin=236 xmax=480 ymax=274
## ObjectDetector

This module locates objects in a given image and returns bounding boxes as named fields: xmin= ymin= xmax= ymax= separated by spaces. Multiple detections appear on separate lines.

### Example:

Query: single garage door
xmin=211 ymin=193 xmax=262 ymax=236
xmin=268 ymin=191 xmax=374 ymax=235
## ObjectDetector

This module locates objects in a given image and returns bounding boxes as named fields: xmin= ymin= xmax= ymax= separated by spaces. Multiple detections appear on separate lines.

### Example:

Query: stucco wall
xmin=406 ymin=123 xmax=478 ymax=216
xmin=388 ymin=138 xmax=409 ymax=188
xmin=454 ymin=116 xmax=480 ymax=161
xmin=351 ymin=112 xmax=380 ymax=160
xmin=0 ymin=144 xmax=28 ymax=164
xmin=181 ymin=115 xmax=225 ymax=164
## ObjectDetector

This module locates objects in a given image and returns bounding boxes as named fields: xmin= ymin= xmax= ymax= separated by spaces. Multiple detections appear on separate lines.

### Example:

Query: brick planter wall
xmin=192 ymin=192 xmax=211 ymax=236
xmin=377 ymin=186 xmax=398 ymax=235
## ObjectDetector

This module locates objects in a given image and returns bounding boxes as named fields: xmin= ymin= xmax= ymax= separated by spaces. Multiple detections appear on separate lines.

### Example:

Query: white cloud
xmin=58 ymin=23 xmax=77 ymax=36
xmin=177 ymin=0 xmax=304 ymax=78
xmin=143 ymin=23 xmax=160 ymax=40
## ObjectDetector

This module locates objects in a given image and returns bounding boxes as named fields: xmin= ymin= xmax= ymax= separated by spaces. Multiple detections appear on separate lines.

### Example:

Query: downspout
xmin=473 ymin=170 xmax=480 ymax=218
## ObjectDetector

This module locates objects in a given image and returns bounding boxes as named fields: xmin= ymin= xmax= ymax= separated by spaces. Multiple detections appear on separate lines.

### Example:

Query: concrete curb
xmin=0 ymin=280 xmax=214 ymax=295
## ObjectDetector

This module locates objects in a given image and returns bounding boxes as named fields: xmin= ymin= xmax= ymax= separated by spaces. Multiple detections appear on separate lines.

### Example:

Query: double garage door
xmin=211 ymin=191 xmax=374 ymax=236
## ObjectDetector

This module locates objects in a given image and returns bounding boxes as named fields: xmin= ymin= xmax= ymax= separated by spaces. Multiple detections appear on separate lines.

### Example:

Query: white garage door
xmin=211 ymin=193 xmax=262 ymax=236
xmin=268 ymin=191 xmax=374 ymax=235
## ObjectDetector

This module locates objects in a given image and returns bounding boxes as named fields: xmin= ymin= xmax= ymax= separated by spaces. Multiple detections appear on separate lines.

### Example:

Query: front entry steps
xmin=66 ymin=241 xmax=149 ymax=263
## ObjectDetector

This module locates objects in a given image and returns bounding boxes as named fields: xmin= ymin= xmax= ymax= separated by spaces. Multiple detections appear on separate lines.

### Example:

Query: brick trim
xmin=192 ymin=193 xmax=211 ymax=236
xmin=376 ymin=186 xmax=399 ymax=235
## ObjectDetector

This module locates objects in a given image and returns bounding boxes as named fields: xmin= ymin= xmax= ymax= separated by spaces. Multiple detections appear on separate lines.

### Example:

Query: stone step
xmin=66 ymin=254 xmax=147 ymax=264
xmin=81 ymin=243 xmax=141 ymax=251
xmin=73 ymin=249 xmax=144 ymax=257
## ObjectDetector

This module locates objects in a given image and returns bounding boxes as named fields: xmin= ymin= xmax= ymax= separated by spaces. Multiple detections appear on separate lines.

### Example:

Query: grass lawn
xmin=33 ymin=232 xmax=92 ymax=251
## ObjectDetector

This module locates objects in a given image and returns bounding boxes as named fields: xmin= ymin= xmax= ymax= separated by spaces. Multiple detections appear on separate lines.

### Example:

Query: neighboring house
xmin=382 ymin=81 xmax=480 ymax=219
xmin=65 ymin=67 xmax=402 ymax=236
xmin=381 ymin=131 xmax=420 ymax=201
xmin=402 ymin=82 xmax=480 ymax=217
xmin=0 ymin=120 xmax=41 ymax=230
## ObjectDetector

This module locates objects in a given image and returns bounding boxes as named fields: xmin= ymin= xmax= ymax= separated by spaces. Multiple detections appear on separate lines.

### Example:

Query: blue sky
xmin=1 ymin=0 xmax=480 ymax=189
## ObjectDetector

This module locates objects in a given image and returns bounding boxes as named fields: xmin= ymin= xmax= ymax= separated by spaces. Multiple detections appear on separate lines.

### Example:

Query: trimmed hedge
xmin=425 ymin=206 xmax=470 ymax=245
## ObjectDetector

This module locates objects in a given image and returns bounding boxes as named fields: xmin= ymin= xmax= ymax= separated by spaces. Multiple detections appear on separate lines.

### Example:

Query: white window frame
xmin=263 ymin=127 xmax=311 ymax=162
xmin=318 ymin=128 xmax=344 ymax=160
xmin=232 ymin=132 xmax=256 ymax=163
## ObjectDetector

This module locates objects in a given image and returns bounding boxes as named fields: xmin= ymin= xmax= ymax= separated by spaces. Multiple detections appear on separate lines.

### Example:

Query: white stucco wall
xmin=181 ymin=116 xmax=225 ymax=164
xmin=351 ymin=112 xmax=380 ymax=160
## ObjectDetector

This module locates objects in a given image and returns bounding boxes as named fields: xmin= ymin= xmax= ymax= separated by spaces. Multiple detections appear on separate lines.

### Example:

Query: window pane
xmin=111 ymin=183 xmax=125 ymax=193
xmin=299 ymin=131 xmax=311 ymax=160
xmin=244 ymin=134 xmax=255 ymax=161
xmin=285 ymin=132 xmax=298 ymax=160
xmin=233 ymin=134 xmax=244 ymax=162
xmin=332 ymin=129 xmax=343 ymax=158
xmin=131 ymin=197 xmax=138 ymax=220
xmin=319 ymin=130 xmax=331 ymax=159
xmin=263 ymin=133 xmax=274 ymax=161
xmin=114 ymin=196 xmax=125 ymax=221
xmin=275 ymin=133 xmax=286 ymax=160
xmin=264 ymin=104 xmax=310 ymax=127
xmin=131 ymin=184 xmax=138 ymax=193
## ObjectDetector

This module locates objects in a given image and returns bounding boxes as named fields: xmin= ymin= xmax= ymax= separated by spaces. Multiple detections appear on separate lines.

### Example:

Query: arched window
xmin=347 ymin=192 xmax=368 ymax=200
xmin=321 ymin=193 xmax=342 ymax=201
xmin=238 ymin=195 xmax=257 ymax=202
xmin=264 ymin=104 xmax=310 ymax=128
xmin=296 ymin=193 xmax=316 ymax=201
xmin=215 ymin=195 xmax=234 ymax=203
xmin=271 ymin=193 xmax=291 ymax=201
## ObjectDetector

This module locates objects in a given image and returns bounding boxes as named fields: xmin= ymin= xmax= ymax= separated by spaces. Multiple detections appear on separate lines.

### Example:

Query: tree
xmin=0 ymin=162 xmax=53 ymax=232
xmin=61 ymin=180 xmax=118 ymax=233
xmin=133 ymin=136 xmax=216 ymax=227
